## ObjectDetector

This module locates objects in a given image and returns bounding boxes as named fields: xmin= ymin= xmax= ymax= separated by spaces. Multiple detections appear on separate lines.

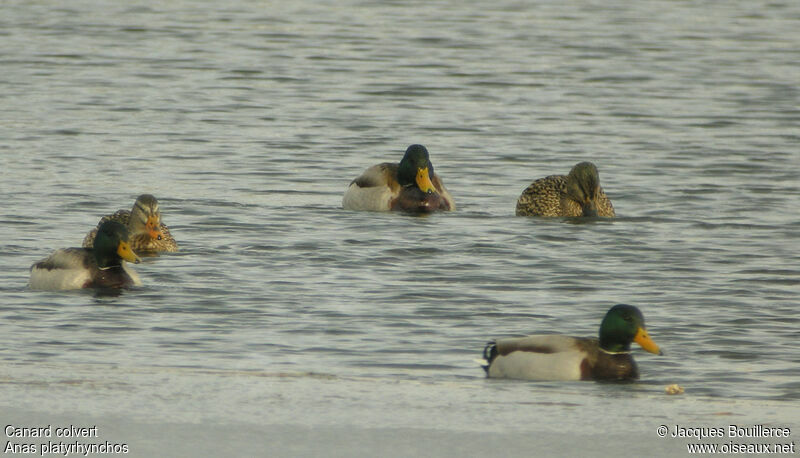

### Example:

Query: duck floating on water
xmin=30 ymin=220 xmax=142 ymax=290
xmin=482 ymin=304 xmax=661 ymax=381
xmin=83 ymin=194 xmax=178 ymax=253
xmin=515 ymin=162 xmax=615 ymax=217
xmin=343 ymin=144 xmax=455 ymax=213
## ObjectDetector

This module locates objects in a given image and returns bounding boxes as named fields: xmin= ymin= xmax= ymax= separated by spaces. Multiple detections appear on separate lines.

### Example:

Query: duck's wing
xmin=431 ymin=174 xmax=455 ymax=211
xmin=597 ymin=187 xmax=615 ymax=217
xmin=515 ymin=175 xmax=567 ymax=217
xmin=32 ymin=248 xmax=91 ymax=271
xmin=349 ymin=163 xmax=398 ymax=188
xmin=483 ymin=335 xmax=586 ymax=381
xmin=342 ymin=163 xmax=400 ymax=211
xmin=29 ymin=248 xmax=93 ymax=290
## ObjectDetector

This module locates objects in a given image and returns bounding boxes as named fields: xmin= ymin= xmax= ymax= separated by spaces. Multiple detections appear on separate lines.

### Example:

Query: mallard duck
xmin=83 ymin=194 xmax=178 ymax=253
xmin=30 ymin=221 xmax=142 ymax=290
xmin=515 ymin=161 xmax=615 ymax=217
xmin=342 ymin=144 xmax=455 ymax=213
xmin=482 ymin=304 xmax=661 ymax=381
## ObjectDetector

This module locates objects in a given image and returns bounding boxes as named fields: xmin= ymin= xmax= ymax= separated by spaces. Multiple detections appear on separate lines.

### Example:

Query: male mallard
xmin=482 ymin=304 xmax=661 ymax=381
xmin=83 ymin=194 xmax=178 ymax=253
xmin=30 ymin=221 xmax=142 ymax=290
xmin=342 ymin=144 xmax=455 ymax=213
xmin=515 ymin=162 xmax=615 ymax=217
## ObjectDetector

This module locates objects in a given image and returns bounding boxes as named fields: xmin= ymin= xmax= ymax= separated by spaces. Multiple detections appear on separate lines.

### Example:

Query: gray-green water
xmin=1 ymin=1 xmax=799 ymax=456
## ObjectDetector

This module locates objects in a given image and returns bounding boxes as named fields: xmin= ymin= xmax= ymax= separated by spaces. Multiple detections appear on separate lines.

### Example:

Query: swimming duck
xmin=482 ymin=304 xmax=661 ymax=381
xmin=83 ymin=194 xmax=178 ymax=253
xmin=30 ymin=220 xmax=142 ymax=290
xmin=342 ymin=144 xmax=455 ymax=213
xmin=515 ymin=162 xmax=615 ymax=217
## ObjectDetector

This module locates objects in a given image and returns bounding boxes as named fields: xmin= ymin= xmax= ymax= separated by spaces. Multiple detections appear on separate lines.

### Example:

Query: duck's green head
xmin=565 ymin=162 xmax=601 ymax=217
xmin=93 ymin=220 xmax=141 ymax=268
xmin=397 ymin=144 xmax=437 ymax=194
xmin=131 ymin=194 xmax=165 ymax=241
xmin=599 ymin=304 xmax=662 ymax=355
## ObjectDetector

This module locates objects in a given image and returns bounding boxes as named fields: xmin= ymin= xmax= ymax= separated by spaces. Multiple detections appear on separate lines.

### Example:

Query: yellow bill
xmin=416 ymin=167 xmax=436 ymax=193
xmin=634 ymin=327 xmax=662 ymax=355
xmin=117 ymin=241 xmax=141 ymax=264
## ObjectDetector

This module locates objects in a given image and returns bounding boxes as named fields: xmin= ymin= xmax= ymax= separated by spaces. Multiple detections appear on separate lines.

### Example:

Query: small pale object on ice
xmin=665 ymin=384 xmax=684 ymax=395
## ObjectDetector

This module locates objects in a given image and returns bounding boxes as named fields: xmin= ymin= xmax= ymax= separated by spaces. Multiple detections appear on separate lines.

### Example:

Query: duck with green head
xmin=342 ymin=144 xmax=455 ymax=213
xmin=30 ymin=220 xmax=142 ymax=290
xmin=482 ymin=304 xmax=661 ymax=381
xmin=83 ymin=194 xmax=178 ymax=253
xmin=515 ymin=161 xmax=615 ymax=217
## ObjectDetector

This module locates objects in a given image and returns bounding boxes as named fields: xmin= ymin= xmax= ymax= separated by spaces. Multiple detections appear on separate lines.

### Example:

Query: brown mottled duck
xmin=83 ymin=194 xmax=178 ymax=253
xmin=515 ymin=162 xmax=615 ymax=217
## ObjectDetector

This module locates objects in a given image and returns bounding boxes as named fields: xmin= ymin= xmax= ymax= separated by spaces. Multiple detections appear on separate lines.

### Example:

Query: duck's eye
xmin=157 ymin=235 xmax=162 ymax=240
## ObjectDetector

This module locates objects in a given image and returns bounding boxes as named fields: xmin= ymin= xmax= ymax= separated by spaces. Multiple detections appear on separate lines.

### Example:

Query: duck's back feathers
xmin=83 ymin=210 xmax=178 ymax=253
xmin=29 ymin=248 xmax=141 ymax=291
xmin=490 ymin=334 xmax=581 ymax=356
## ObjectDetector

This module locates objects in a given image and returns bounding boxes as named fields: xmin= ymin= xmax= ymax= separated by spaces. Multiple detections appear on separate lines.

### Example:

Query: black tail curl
xmin=482 ymin=340 xmax=498 ymax=374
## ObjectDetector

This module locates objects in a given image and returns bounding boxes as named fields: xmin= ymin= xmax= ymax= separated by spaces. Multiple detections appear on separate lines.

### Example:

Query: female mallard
xmin=515 ymin=161 xmax=615 ymax=217
xmin=342 ymin=144 xmax=455 ymax=213
xmin=482 ymin=304 xmax=661 ymax=381
xmin=83 ymin=194 xmax=178 ymax=253
xmin=30 ymin=221 xmax=142 ymax=290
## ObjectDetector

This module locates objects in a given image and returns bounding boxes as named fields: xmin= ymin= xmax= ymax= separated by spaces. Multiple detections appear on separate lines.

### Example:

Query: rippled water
xmin=1 ymin=0 xmax=799 ymax=456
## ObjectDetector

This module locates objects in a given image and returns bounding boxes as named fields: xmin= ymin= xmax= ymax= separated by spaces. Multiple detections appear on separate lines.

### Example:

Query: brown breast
xmin=85 ymin=266 xmax=135 ymax=289
xmin=390 ymin=187 xmax=450 ymax=213
xmin=580 ymin=350 xmax=639 ymax=381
